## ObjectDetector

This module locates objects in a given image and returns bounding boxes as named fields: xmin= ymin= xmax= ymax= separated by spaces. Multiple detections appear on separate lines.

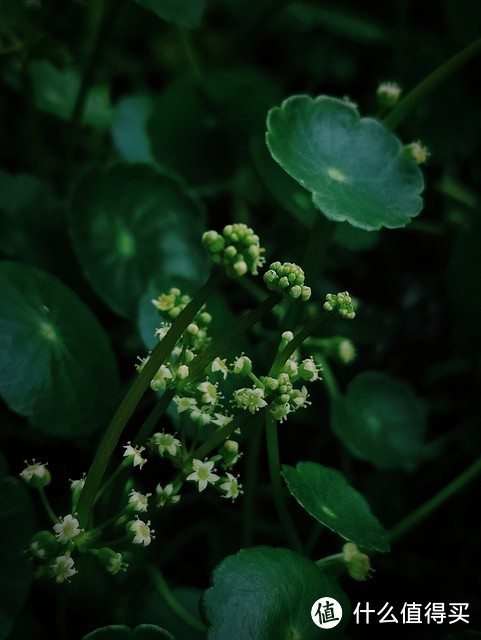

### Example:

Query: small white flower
xmin=154 ymin=324 xmax=171 ymax=340
xmin=176 ymin=364 xmax=190 ymax=380
xmin=106 ymin=552 xmax=128 ymax=574
xmin=20 ymin=460 xmax=51 ymax=487
xmin=156 ymin=483 xmax=181 ymax=507
xmin=128 ymin=517 xmax=154 ymax=546
xmin=211 ymin=413 xmax=234 ymax=427
xmin=51 ymin=554 xmax=77 ymax=583
xmin=69 ymin=476 xmax=85 ymax=491
xmin=30 ymin=540 xmax=46 ymax=559
xmin=197 ymin=380 xmax=218 ymax=405
xmin=123 ymin=443 xmax=147 ymax=468
xmin=150 ymin=364 xmax=173 ymax=391
xmin=211 ymin=357 xmax=228 ymax=379
xmin=234 ymin=387 xmax=267 ymax=414
xmin=128 ymin=489 xmax=151 ymax=512
xmin=173 ymin=395 xmax=197 ymax=413
xmin=231 ymin=355 xmax=252 ymax=376
xmin=186 ymin=459 xmax=220 ymax=492
xmin=135 ymin=354 xmax=150 ymax=372
xmin=338 ymin=339 xmax=356 ymax=364
xmin=283 ymin=358 xmax=298 ymax=378
xmin=299 ymin=357 xmax=320 ymax=381
xmin=151 ymin=432 xmax=181 ymax=457
xmin=290 ymin=386 xmax=311 ymax=409
xmin=53 ymin=514 xmax=81 ymax=544
xmin=269 ymin=402 xmax=291 ymax=423
xmin=190 ymin=406 xmax=212 ymax=426
xmin=220 ymin=473 xmax=243 ymax=501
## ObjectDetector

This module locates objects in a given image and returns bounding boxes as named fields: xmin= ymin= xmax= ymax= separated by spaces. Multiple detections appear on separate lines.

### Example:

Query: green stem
xmin=39 ymin=487 xmax=58 ymax=524
xmin=134 ymin=388 xmax=176 ymax=445
xmin=178 ymin=27 xmax=203 ymax=82
xmin=314 ymin=354 xmax=340 ymax=401
xmin=185 ymin=292 xmax=282 ymax=382
xmin=384 ymin=36 xmax=481 ymax=130
xmin=388 ymin=454 xmax=481 ymax=543
xmin=71 ymin=0 xmax=121 ymax=126
xmin=315 ymin=552 xmax=344 ymax=571
xmin=148 ymin=565 xmax=207 ymax=634
xmin=241 ymin=419 xmax=263 ymax=547
xmin=270 ymin=310 xmax=333 ymax=377
xmin=95 ymin=461 xmax=127 ymax=505
xmin=88 ymin=508 xmax=129 ymax=537
xmin=192 ymin=409 xmax=258 ymax=461
xmin=76 ymin=270 xmax=224 ymax=526
xmin=265 ymin=413 xmax=303 ymax=552
xmin=281 ymin=214 xmax=332 ymax=332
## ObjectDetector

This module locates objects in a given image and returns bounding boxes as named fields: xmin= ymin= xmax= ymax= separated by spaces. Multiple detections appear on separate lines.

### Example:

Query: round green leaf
xmin=282 ymin=462 xmax=389 ymax=553
xmin=83 ymin=624 xmax=174 ymax=640
xmin=0 ymin=261 xmax=119 ymax=437
xmin=0 ymin=477 xmax=35 ymax=640
xmin=133 ymin=0 xmax=205 ymax=28
xmin=137 ymin=586 xmax=203 ymax=640
xmin=202 ymin=546 xmax=350 ymax=639
xmin=331 ymin=371 xmax=426 ymax=471
xmin=266 ymin=95 xmax=424 ymax=230
xmin=69 ymin=164 xmax=208 ymax=320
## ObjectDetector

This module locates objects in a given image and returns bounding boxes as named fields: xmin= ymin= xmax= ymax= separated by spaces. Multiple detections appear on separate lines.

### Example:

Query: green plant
xmin=1 ymin=2 xmax=481 ymax=639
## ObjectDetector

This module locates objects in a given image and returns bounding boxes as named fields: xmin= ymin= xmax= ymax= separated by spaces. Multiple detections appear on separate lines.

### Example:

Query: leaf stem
xmin=71 ymin=0 xmax=121 ymax=126
xmin=76 ymin=270 xmax=224 ymax=526
xmin=388 ymin=454 xmax=481 ymax=543
xmin=39 ymin=487 xmax=58 ymax=524
xmin=265 ymin=413 xmax=303 ymax=552
xmin=148 ymin=565 xmax=207 ymax=634
xmin=134 ymin=388 xmax=176 ymax=445
xmin=314 ymin=353 xmax=341 ymax=401
xmin=383 ymin=36 xmax=481 ymax=130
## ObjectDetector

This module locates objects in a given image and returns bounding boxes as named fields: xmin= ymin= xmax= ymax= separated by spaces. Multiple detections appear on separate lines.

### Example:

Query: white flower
xmin=30 ymin=540 xmax=46 ymax=559
xmin=176 ymin=364 xmax=190 ymax=380
xmin=123 ymin=443 xmax=147 ymax=468
xmin=69 ymin=477 xmax=85 ymax=491
xmin=186 ymin=459 xmax=220 ymax=492
xmin=51 ymin=554 xmax=77 ymax=583
xmin=299 ymin=357 xmax=320 ymax=381
xmin=269 ymin=402 xmax=291 ymax=423
xmin=338 ymin=339 xmax=356 ymax=364
xmin=220 ymin=473 xmax=243 ymax=501
xmin=106 ymin=552 xmax=128 ymax=574
xmin=232 ymin=355 xmax=252 ymax=376
xmin=156 ymin=483 xmax=181 ymax=507
xmin=128 ymin=489 xmax=151 ymax=512
xmin=282 ymin=358 xmax=298 ymax=378
xmin=151 ymin=432 xmax=181 ymax=457
xmin=53 ymin=514 xmax=81 ymax=544
xmin=211 ymin=357 xmax=228 ymax=379
xmin=190 ymin=406 xmax=212 ymax=426
xmin=173 ymin=395 xmax=197 ymax=413
xmin=135 ymin=354 xmax=150 ymax=372
xmin=150 ymin=364 xmax=173 ymax=391
xmin=211 ymin=413 xmax=233 ymax=427
xmin=154 ymin=324 xmax=171 ymax=340
xmin=197 ymin=380 xmax=218 ymax=405
xmin=127 ymin=517 xmax=154 ymax=546
xmin=20 ymin=460 xmax=51 ymax=487
xmin=234 ymin=387 xmax=267 ymax=414
xmin=290 ymin=386 xmax=310 ymax=409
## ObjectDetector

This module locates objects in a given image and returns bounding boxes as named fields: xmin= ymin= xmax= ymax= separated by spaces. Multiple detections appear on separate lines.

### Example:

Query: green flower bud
xmin=30 ymin=530 xmax=61 ymax=559
xmin=202 ymin=230 xmax=225 ymax=253
xmin=376 ymin=81 xmax=402 ymax=108
xmin=93 ymin=547 xmax=128 ymax=574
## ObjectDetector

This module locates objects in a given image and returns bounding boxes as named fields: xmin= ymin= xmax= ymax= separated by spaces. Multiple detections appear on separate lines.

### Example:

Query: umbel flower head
xmin=263 ymin=261 xmax=311 ymax=302
xmin=323 ymin=291 xmax=356 ymax=319
xmin=202 ymin=223 xmax=265 ymax=277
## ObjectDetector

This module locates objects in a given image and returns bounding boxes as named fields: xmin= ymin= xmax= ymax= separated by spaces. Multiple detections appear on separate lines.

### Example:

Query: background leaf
xmin=133 ymin=0 xmax=206 ymax=28
xmin=69 ymin=163 xmax=208 ymax=320
xmin=0 ymin=477 xmax=34 ymax=640
xmin=266 ymin=95 xmax=424 ymax=230
xmin=202 ymin=545 xmax=350 ymax=639
xmin=282 ymin=462 xmax=389 ymax=552
xmin=331 ymin=371 xmax=426 ymax=471
xmin=82 ymin=624 xmax=175 ymax=640
xmin=0 ymin=261 xmax=119 ymax=437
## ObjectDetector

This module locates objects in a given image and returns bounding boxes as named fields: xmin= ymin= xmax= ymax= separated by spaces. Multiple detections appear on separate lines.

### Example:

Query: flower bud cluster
xmin=323 ymin=291 xmax=356 ymax=319
xmin=202 ymin=223 xmax=265 ymax=277
xmin=263 ymin=262 xmax=311 ymax=302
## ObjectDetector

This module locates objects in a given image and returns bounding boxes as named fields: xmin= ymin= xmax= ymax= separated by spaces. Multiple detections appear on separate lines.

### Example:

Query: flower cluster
xmin=323 ymin=291 xmax=356 ymax=319
xmin=263 ymin=261 xmax=311 ymax=302
xmin=186 ymin=458 xmax=243 ymax=501
xmin=202 ymin=223 xmax=265 ymax=277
